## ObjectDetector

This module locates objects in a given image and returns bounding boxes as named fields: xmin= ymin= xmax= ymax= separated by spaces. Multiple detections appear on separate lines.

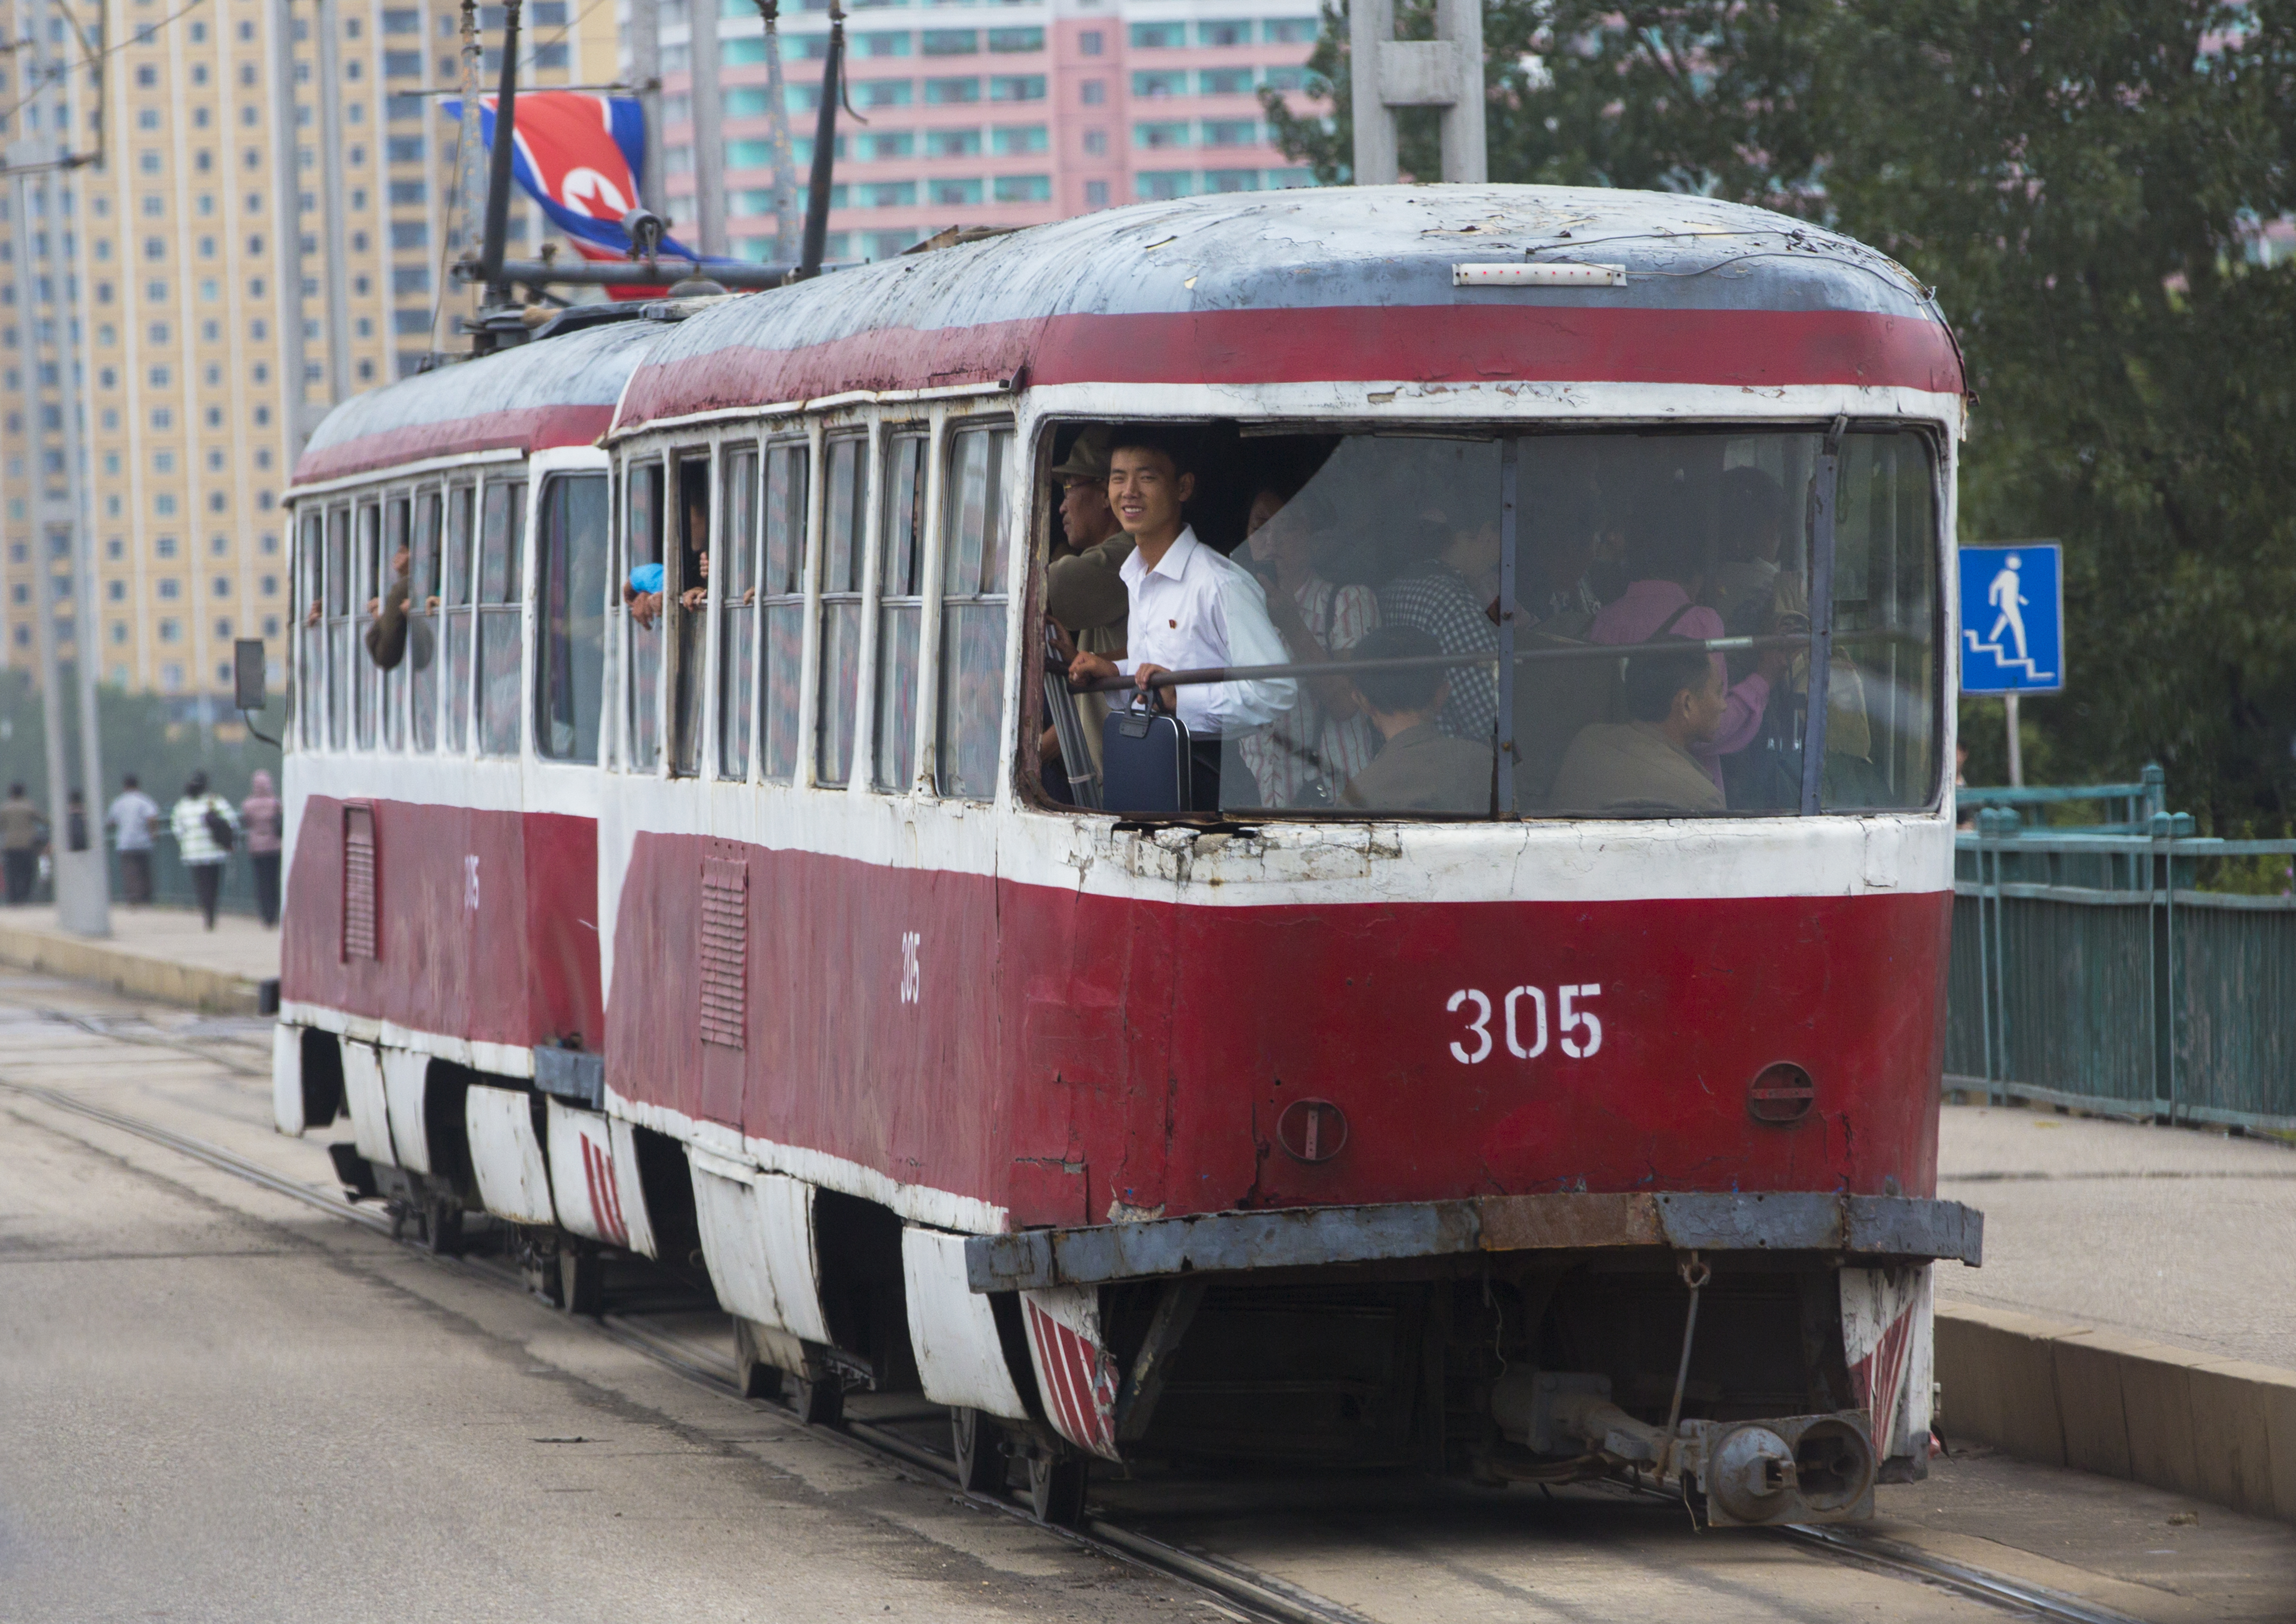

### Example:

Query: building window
xmin=158 ymin=579 xmax=180 ymax=600
xmin=1267 ymin=18 xmax=1320 ymax=43
xmin=1131 ymin=22 xmax=1184 ymax=47
xmin=1133 ymin=70 xmax=1186 ymax=98
xmin=1082 ymin=128 xmax=1108 ymax=156
xmin=1080 ymin=78 xmax=1106 ymax=106
xmin=1084 ymin=178 xmax=1109 ymax=208
xmin=923 ymin=76 xmax=977 ymax=104
xmin=991 ymin=124 xmax=1047 ymax=155
xmin=1078 ymin=29 xmax=1102 ymax=55
xmin=925 ymin=128 xmax=980 ymax=157
xmin=1199 ymin=19 xmax=1250 ymax=46
xmin=927 ymin=177 xmax=982 ymax=206
xmin=156 ymin=494 xmax=178 ymax=516
xmin=990 ymin=75 xmax=1045 ymax=102
xmin=1205 ymin=119 xmax=1259 ymax=147
xmin=993 ymin=174 xmax=1051 ymax=203
xmin=988 ymin=26 xmax=1043 ymax=51
xmin=1199 ymin=68 xmax=1256 ymax=95
xmin=921 ymin=28 xmax=976 ymax=54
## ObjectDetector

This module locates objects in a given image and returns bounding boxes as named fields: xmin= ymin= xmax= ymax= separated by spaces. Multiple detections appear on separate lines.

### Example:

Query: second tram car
xmin=279 ymin=186 xmax=1981 ymax=1528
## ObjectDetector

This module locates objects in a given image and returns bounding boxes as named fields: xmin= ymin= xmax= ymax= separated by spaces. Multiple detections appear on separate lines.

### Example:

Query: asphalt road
xmin=4 ymin=973 xmax=2294 ymax=1624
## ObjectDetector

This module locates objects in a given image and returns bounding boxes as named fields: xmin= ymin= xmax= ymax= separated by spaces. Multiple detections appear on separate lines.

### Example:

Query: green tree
xmin=1269 ymin=2 xmax=2296 ymax=829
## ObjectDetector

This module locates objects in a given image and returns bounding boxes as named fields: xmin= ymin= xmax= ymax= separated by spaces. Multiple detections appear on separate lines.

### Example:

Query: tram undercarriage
xmin=284 ymin=1022 xmax=1970 ymax=1531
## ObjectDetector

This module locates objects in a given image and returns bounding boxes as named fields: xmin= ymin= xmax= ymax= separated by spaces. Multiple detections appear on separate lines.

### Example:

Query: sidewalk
xmin=0 ymin=904 xmax=277 ymax=1014
xmin=1937 ymin=1102 xmax=2296 ymax=1370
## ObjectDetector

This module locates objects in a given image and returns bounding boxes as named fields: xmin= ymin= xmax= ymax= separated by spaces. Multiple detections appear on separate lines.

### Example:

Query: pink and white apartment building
xmin=658 ymin=0 xmax=1326 ymax=261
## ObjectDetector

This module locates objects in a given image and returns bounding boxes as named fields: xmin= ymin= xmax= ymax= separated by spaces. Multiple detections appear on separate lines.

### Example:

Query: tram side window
xmin=935 ymin=423 xmax=1012 ymax=801
xmin=534 ymin=472 xmax=609 ymax=763
xmin=297 ymin=510 xmax=324 ymax=750
xmin=718 ymin=445 xmax=760 ymax=780
xmin=624 ymin=461 xmax=665 ymax=771
xmin=408 ymin=487 xmax=442 ymax=753
xmin=816 ymin=435 xmax=866 ymax=787
xmin=476 ymin=475 xmax=527 ymax=758
xmin=324 ymin=506 xmax=351 ymax=750
xmin=380 ymin=495 xmax=411 ymax=752
xmin=670 ymin=455 xmax=710 ymax=777
xmin=1822 ymin=433 xmax=1939 ymax=810
xmin=442 ymin=484 xmax=477 ymax=754
xmin=872 ymin=429 xmax=927 ymax=793
xmin=353 ymin=500 xmax=381 ymax=750
xmin=758 ymin=441 xmax=809 ymax=784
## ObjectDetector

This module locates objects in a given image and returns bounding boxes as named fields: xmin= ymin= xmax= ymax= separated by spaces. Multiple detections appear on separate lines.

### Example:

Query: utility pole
xmin=1347 ymin=0 xmax=1484 ymax=185
xmin=687 ymin=0 xmax=726 ymax=256
xmin=756 ymin=0 xmax=796 ymax=262
xmin=628 ymin=0 xmax=663 ymax=216
xmin=316 ymin=0 xmax=352 ymax=401
xmin=454 ymin=0 xmax=484 ymax=270
xmin=55 ymin=173 xmax=109 ymax=936
xmin=274 ymin=0 xmax=313 ymax=450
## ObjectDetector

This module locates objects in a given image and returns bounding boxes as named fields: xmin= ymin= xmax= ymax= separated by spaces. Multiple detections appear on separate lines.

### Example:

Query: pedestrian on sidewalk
xmin=241 ymin=769 xmax=283 ymax=927
xmin=107 ymin=774 xmax=161 ymax=904
xmin=171 ymin=771 xmax=239 ymax=930
xmin=0 ymin=782 xmax=48 ymax=905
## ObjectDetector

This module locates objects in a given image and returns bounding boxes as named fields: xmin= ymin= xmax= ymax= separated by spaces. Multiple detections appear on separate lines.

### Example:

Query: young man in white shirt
xmin=1065 ymin=431 xmax=1294 ymax=810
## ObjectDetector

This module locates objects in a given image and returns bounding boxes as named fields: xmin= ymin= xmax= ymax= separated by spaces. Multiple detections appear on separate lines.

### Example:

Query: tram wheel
xmin=733 ymin=1322 xmax=784 ymax=1400
xmin=952 ymin=1408 xmax=1003 ymax=1494
xmin=792 ymin=1372 xmax=843 ymax=1427
xmin=1026 ymin=1451 xmax=1087 ymax=1527
xmin=558 ymin=1246 xmax=605 ymax=1316
xmin=420 ymin=1196 xmax=465 ymax=1257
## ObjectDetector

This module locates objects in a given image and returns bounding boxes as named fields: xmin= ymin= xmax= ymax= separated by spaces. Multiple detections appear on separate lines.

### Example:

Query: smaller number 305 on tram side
xmin=274 ymin=185 xmax=1980 ymax=1529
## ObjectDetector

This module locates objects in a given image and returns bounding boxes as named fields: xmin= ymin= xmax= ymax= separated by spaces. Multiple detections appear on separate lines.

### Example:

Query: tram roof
xmin=293 ymin=316 xmax=670 ymax=487
xmin=612 ymin=184 xmax=1963 ymax=435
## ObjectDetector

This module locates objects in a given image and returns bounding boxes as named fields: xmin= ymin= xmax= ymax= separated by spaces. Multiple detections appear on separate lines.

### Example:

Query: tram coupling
xmin=1488 ymin=1368 xmax=1877 ymax=1525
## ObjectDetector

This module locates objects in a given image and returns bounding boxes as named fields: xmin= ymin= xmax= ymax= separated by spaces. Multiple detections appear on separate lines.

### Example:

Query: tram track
xmin=0 ymin=1069 xmax=2154 ymax=1624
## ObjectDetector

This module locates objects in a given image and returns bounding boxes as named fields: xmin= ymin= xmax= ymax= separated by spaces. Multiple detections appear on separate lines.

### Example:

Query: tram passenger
xmin=1374 ymin=515 xmax=1500 ymax=745
xmin=1041 ymin=430 xmax=1130 ymax=788
xmin=1524 ymin=490 xmax=1604 ymax=636
xmin=624 ymin=562 xmax=665 ymax=629
xmin=679 ymin=481 xmax=713 ymax=612
xmin=1235 ymin=482 xmax=1380 ymax=807
xmin=1064 ymin=431 xmax=1293 ymax=811
xmin=1548 ymin=638 xmax=1728 ymax=816
xmin=364 ymin=540 xmax=416 ymax=669
xmin=1337 ymin=626 xmax=1493 ymax=814
xmin=1707 ymin=468 xmax=1791 ymax=637
xmin=1585 ymin=487 xmax=1781 ymax=796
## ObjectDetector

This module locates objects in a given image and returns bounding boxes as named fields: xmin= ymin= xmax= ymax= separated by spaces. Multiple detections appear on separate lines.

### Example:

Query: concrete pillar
xmin=1348 ymin=0 xmax=1485 ymax=186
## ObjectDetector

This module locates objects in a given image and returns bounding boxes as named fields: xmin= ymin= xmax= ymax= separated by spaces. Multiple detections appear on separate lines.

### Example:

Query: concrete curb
xmin=1937 ymin=1301 xmax=2296 ymax=1524
xmin=0 ymin=918 xmax=265 ymax=1014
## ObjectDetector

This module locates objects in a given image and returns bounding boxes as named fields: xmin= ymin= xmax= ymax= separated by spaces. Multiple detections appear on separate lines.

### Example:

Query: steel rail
xmin=0 ymin=1070 xmax=2151 ymax=1624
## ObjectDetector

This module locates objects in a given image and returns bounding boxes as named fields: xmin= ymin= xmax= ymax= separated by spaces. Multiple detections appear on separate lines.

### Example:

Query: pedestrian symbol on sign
xmin=1960 ymin=543 xmax=2063 ymax=696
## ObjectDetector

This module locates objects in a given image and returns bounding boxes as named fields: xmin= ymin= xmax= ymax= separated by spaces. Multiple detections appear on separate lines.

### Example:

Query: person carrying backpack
xmin=172 ymin=771 xmax=239 ymax=930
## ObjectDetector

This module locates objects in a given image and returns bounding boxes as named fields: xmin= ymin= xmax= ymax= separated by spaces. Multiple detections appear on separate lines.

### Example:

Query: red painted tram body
xmin=276 ymin=187 xmax=1980 ymax=1526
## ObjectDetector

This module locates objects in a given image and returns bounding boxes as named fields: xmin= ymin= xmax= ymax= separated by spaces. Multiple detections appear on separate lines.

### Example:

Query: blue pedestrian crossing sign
xmin=1960 ymin=543 xmax=2063 ymax=695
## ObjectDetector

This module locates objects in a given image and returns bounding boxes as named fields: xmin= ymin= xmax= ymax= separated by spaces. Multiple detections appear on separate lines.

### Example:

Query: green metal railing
xmin=1947 ymin=807 xmax=2296 ymax=1134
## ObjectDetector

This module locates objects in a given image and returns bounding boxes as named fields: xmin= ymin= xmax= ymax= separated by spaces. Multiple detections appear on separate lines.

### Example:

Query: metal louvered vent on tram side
xmin=342 ymin=803 xmax=378 ymax=962
xmin=698 ymin=857 xmax=748 ymax=1049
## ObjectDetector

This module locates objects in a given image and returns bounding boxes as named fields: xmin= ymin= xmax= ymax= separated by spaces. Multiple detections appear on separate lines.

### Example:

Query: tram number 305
xmin=1447 ymin=985 xmax=1602 ymax=1065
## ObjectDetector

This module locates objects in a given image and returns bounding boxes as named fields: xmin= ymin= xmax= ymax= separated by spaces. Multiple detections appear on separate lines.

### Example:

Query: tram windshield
xmin=1041 ymin=425 xmax=1940 ymax=821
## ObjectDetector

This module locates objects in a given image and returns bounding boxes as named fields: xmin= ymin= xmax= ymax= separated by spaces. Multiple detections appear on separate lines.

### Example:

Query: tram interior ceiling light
xmin=1452 ymin=262 xmax=1627 ymax=288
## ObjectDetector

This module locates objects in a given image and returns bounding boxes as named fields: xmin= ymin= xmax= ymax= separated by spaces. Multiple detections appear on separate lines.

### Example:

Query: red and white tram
xmin=276 ymin=186 xmax=1981 ymax=1528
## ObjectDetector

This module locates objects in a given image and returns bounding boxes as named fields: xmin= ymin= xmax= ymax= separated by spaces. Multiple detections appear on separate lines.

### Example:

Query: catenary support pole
xmin=629 ymin=0 xmax=664 ymax=214
xmin=687 ymin=0 xmax=727 ymax=256
xmin=316 ymin=0 xmax=352 ymax=401
xmin=273 ymin=0 xmax=313 ymax=450
xmin=53 ymin=162 xmax=109 ymax=937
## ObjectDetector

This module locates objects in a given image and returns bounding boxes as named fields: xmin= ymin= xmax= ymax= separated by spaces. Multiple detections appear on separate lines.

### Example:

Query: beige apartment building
xmin=0 ymin=0 xmax=610 ymax=705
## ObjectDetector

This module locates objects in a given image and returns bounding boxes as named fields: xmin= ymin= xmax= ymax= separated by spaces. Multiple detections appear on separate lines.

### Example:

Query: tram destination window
xmin=873 ymin=428 xmax=927 ymax=792
xmin=623 ymin=461 xmax=665 ymax=771
xmin=408 ymin=487 xmax=442 ymax=752
xmin=1036 ymin=425 xmax=1941 ymax=821
xmin=937 ymin=423 xmax=1013 ymax=801
xmin=476 ymin=474 xmax=526 ymax=758
xmin=535 ymin=472 xmax=608 ymax=762
xmin=717 ymin=446 xmax=759 ymax=780
xmin=757 ymin=441 xmax=809 ymax=784
xmin=816 ymin=435 xmax=866 ymax=787
xmin=442 ymin=482 xmax=475 ymax=753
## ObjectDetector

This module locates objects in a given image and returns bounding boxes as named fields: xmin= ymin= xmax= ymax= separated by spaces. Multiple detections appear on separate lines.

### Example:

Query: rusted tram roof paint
xmin=613 ymin=185 xmax=1962 ymax=433
xmin=292 ymin=318 xmax=669 ymax=486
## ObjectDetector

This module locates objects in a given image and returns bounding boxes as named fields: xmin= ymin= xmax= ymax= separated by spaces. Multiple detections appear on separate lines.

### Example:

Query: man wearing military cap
xmin=1043 ymin=427 xmax=1134 ymax=787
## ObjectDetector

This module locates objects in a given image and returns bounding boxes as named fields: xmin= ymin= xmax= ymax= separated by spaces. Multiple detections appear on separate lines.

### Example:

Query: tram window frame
xmin=668 ymin=451 xmax=712 ymax=778
xmin=381 ymin=492 xmax=411 ymax=752
xmin=1020 ymin=418 xmax=1947 ymax=823
xmin=756 ymin=436 xmax=812 ymax=785
xmin=622 ymin=458 xmax=667 ymax=774
xmin=442 ymin=478 xmax=477 ymax=755
xmin=717 ymin=443 xmax=762 ymax=781
xmin=475 ymin=472 xmax=528 ymax=759
xmin=872 ymin=425 xmax=929 ymax=793
xmin=934 ymin=419 xmax=1014 ymax=803
xmin=296 ymin=507 xmax=324 ymax=750
xmin=407 ymin=485 xmax=443 ymax=753
xmin=533 ymin=469 xmax=610 ymax=765
xmin=815 ymin=431 xmax=869 ymax=789
xmin=324 ymin=504 xmax=351 ymax=750
xmin=352 ymin=498 xmax=382 ymax=751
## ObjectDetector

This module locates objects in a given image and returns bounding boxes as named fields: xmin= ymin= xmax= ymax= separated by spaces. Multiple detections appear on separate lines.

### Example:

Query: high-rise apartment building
xmin=658 ymin=0 xmax=1323 ymax=262
xmin=0 ymin=0 xmax=611 ymax=705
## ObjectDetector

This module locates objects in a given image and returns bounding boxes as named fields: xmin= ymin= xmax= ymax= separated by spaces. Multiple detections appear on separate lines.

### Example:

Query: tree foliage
xmin=1268 ymin=2 xmax=2296 ymax=828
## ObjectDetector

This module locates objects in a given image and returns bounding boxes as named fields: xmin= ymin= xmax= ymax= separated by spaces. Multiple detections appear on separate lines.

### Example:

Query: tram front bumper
xmin=964 ymin=1189 xmax=1982 ymax=1293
